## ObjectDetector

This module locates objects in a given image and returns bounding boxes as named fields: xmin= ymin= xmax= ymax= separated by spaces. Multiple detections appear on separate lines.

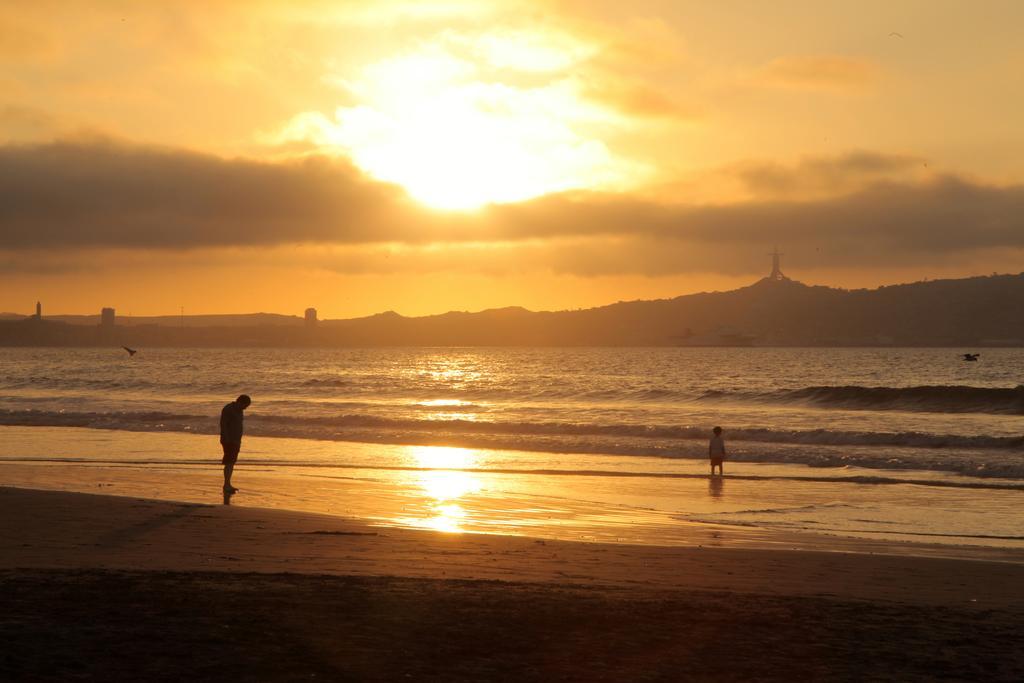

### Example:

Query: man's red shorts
xmin=222 ymin=442 xmax=240 ymax=465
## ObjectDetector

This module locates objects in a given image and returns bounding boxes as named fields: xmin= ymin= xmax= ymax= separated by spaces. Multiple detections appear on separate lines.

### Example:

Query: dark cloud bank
xmin=2 ymin=139 xmax=1023 ymax=275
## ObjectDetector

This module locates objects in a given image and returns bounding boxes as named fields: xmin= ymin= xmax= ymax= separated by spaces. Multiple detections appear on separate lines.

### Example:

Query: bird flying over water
xmin=962 ymin=353 xmax=979 ymax=361
xmin=122 ymin=346 xmax=137 ymax=356
xmin=889 ymin=32 xmax=904 ymax=38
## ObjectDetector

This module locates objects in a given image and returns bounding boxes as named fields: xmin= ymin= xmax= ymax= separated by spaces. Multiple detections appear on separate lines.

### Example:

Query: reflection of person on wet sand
xmin=708 ymin=476 xmax=724 ymax=498
xmin=709 ymin=426 xmax=726 ymax=477
xmin=220 ymin=394 xmax=251 ymax=494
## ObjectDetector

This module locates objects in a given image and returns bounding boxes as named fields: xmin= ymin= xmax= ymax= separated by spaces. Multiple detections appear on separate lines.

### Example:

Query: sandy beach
xmin=2 ymin=485 xmax=1023 ymax=681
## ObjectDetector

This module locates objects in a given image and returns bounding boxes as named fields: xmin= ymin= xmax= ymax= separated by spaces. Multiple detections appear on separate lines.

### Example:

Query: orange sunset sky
xmin=2 ymin=0 xmax=1023 ymax=318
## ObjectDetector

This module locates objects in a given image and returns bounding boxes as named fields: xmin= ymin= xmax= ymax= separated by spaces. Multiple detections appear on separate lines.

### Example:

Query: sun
xmin=279 ymin=32 xmax=638 ymax=210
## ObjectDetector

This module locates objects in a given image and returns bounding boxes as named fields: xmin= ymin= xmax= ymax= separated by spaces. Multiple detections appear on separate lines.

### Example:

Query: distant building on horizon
xmin=100 ymin=307 xmax=115 ymax=327
xmin=304 ymin=307 xmax=318 ymax=327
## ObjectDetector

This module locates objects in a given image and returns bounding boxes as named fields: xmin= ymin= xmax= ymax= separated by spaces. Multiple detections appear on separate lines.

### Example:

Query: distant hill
xmin=3 ymin=273 xmax=1023 ymax=346
xmin=315 ymin=273 xmax=1024 ymax=347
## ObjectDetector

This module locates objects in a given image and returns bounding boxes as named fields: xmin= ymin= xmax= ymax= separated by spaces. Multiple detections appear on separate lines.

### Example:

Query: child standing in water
xmin=709 ymin=426 xmax=726 ymax=476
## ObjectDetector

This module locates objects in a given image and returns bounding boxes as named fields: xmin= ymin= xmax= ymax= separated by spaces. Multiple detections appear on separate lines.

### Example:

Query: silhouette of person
xmin=220 ymin=394 xmax=251 ymax=494
xmin=709 ymin=426 xmax=726 ymax=477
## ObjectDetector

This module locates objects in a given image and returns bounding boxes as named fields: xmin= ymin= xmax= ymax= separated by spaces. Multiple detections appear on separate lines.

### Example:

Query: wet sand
xmin=2 ymin=486 xmax=1023 ymax=681
xmin=2 ymin=454 xmax=1022 ymax=554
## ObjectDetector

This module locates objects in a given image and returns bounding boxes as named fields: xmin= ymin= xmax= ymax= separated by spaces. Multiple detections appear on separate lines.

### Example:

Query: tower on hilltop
xmin=767 ymin=248 xmax=787 ymax=281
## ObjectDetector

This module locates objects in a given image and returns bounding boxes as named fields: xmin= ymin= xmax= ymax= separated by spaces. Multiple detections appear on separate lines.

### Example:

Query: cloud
xmin=466 ymin=173 xmax=1024 ymax=272
xmin=580 ymin=78 xmax=698 ymax=120
xmin=751 ymin=55 xmax=879 ymax=92
xmin=0 ymin=249 xmax=96 ymax=275
xmin=2 ymin=139 xmax=1024 ymax=278
xmin=0 ymin=137 xmax=422 ymax=248
xmin=731 ymin=151 xmax=926 ymax=199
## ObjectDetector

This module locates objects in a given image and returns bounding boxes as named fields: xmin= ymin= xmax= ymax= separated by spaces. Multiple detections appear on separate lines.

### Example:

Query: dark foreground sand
xmin=2 ymin=487 xmax=1023 ymax=681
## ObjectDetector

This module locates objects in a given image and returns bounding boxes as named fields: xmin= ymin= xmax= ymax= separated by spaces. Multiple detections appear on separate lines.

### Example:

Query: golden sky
xmin=2 ymin=0 xmax=1024 ymax=317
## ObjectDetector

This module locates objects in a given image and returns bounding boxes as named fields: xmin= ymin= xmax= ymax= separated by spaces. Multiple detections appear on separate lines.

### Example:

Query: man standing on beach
xmin=709 ymin=426 xmax=726 ymax=477
xmin=220 ymin=394 xmax=251 ymax=493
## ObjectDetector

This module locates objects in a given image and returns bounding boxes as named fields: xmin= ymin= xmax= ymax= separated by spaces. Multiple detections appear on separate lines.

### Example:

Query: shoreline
xmin=2 ymin=416 xmax=1023 ymax=476
xmin=3 ymin=423 xmax=1023 ymax=492
xmin=7 ymin=455 xmax=1024 ymax=491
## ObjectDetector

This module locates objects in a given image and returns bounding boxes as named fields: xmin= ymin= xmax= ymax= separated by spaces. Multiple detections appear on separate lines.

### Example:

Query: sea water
xmin=1 ymin=347 xmax=1022 ymax=550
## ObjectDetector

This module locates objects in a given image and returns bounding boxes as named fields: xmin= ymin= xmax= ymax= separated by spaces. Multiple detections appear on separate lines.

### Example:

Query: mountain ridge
xmin=3 ymin=272 xmax=1023 ymax=347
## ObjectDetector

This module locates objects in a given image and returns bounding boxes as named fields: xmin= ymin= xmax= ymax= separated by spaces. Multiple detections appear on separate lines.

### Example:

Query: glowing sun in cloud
xmin=279 ymin=30 xmax=643 ymax=209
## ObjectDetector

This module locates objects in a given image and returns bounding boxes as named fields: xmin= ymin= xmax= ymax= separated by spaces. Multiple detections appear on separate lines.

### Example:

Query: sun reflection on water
xmin=415 ymin=398 xmax=482 ymax=422
xmin=416 ymin=399 xmax=467 ymax=408
xmin=408 ymin=446 xmax=482 ymax=533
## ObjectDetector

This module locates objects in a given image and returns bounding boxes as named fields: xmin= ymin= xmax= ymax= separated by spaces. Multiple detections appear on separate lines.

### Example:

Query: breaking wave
xmin=2 ymin=407 xmax=1022 ymax=449
xmin=699 ymin=384 xmax=1024 ymax=414
xmin=2 ymin=407 xmax=1023 ymax=478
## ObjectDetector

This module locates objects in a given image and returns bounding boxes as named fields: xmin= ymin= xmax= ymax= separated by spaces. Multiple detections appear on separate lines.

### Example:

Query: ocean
xmin=1 ymin=347 xmax=1022 ymax=549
